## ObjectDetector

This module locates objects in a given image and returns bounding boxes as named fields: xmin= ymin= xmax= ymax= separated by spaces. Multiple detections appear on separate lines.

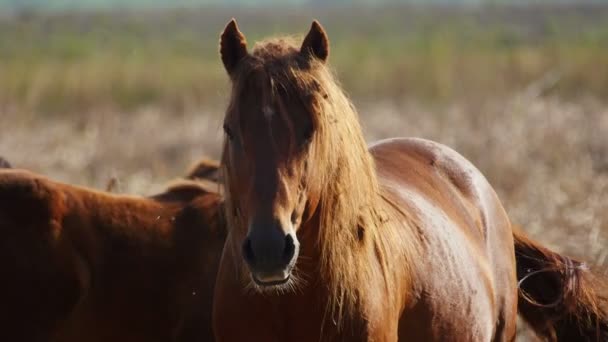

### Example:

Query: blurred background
xmin=0 ymin=1 xmax=607 ymax=338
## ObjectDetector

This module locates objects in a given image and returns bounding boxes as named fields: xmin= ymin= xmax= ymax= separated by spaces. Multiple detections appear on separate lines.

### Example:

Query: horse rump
xmin=514 ymin=229 xmax=608 ymax=341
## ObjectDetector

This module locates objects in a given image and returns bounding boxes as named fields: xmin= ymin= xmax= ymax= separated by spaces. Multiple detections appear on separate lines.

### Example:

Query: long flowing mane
xmin=222 ymin=36 xmax=400 ymax=323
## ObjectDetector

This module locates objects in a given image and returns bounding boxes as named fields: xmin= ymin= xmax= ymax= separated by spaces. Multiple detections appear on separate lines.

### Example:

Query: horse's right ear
xmin=220 ymin=19 xmax=248 ymax=76
xmin=300 ymin=20 xmax=329 ymax=63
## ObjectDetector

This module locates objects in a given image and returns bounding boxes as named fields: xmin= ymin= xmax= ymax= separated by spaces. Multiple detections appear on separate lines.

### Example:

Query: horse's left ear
xmin=300 ymin=20 xmax=329 ymax=63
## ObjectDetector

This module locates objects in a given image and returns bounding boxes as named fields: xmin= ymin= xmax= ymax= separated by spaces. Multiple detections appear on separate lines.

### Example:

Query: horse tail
xmin=513 ymin=228 xmax=608 ymax=341
xmin=0 ymin=157 xmax=11 ymax=169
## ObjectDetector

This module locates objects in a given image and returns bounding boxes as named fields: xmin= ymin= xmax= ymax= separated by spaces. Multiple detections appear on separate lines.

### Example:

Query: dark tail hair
xmin=0 ymin=157 xmax=11 ymax=169
xmin=514 ymin=228 xmax=608 ymax=341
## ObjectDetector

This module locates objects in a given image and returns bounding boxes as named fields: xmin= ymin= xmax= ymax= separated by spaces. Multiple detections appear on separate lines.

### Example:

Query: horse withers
xmin=213 ymin=20 xmax=607 ymax=341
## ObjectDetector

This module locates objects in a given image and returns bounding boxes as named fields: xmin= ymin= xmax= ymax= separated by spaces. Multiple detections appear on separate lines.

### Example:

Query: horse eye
xmin=223 ymin=124 xmax=234 ymax=140
xmin=301 ymin=122 xmax=314 ymax=145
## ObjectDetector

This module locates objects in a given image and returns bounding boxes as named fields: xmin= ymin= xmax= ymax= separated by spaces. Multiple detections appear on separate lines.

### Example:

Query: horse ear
xmin=0 ymin=157 xmax=11 ymax=169
xmin=220 ymin=19 xmax=248 ymax=76
xmin=300 ymin=20 xmax=329 ymax=63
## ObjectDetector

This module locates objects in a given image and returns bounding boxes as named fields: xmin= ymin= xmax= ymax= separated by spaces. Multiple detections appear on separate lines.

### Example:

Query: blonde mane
xmin=222 ymin=37 xmax=399 ymax=326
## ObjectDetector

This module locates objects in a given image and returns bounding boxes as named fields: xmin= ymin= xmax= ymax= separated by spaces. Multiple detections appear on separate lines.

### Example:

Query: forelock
xmin=251 ymin=37 xmax=300 ymax=62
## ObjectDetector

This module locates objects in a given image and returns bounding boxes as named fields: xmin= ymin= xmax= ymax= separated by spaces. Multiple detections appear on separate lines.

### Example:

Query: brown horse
xmin=213 ymin=20 xmax=608 ymax=341
xmin=0 ymin=159 xmax=226 ymax=342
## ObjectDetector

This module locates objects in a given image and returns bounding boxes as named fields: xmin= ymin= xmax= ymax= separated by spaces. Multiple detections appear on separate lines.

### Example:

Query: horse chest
xmin=214 ymin=262 xmax=379 ymax=342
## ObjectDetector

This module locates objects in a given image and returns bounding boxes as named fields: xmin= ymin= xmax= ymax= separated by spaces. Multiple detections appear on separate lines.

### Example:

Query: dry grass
xmin=0 ymin=5 xmax=607 ymax=340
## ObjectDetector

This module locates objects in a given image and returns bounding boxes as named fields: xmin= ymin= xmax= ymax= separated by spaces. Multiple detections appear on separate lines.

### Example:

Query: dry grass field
xmin=0 ymin=4 xmax=607 ymax=340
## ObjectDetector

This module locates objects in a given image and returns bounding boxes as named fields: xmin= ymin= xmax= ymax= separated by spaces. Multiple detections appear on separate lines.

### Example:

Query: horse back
xmin=369 ymin=138 xmax=518 ymax=341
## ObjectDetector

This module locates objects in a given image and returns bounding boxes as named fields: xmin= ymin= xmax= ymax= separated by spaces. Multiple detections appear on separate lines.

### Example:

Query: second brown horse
xmin=0 ymin=159 xmax=225 ymax=342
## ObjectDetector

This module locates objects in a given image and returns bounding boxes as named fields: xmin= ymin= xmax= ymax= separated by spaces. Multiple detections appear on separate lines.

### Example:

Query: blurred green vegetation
xmin=3 ymin=0 xmax=607 ymax=11
xmin=1 ymin=5 xmax=607 ymax=114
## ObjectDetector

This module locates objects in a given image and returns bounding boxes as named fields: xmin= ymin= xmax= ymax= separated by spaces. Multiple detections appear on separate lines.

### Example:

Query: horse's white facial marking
xmin=263 ymin=106 xmax=275 ymax=121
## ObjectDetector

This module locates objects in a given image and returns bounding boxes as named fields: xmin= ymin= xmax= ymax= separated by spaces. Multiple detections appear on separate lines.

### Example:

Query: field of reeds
xmin=0 ymin=4 xmax=607 ymax=339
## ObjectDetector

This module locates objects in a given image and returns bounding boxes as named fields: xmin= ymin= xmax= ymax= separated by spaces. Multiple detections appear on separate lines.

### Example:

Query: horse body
xmin=215 ymin=137 xmax=517 ymax=341
xmin=372 ymin=138 xmax=517 ymax=341
xmin=0 ymin=168 xmax=225 ymax=341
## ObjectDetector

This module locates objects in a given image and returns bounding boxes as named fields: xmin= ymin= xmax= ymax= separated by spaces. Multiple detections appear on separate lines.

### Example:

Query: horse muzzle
xmin=242 ymin=226 xmax=299 ymax=286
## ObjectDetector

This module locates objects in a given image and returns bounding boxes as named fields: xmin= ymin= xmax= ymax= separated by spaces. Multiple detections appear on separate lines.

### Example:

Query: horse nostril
xmin=291 ymin=210 xmax=298 ymax=224
xmin=242 ymin=238 xmax=256 ymax=266
xmin=282 ymin=234 xmax=296 ymax=264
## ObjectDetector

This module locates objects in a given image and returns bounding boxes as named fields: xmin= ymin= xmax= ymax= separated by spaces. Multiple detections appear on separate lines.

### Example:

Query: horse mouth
xmin=251 ymin=271 xmax=291 ymax=287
